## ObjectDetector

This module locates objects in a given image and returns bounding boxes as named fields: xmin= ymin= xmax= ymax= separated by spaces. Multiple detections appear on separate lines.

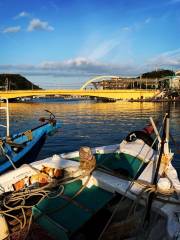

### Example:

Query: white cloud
xmin=0 ymin=58 xmax=137 ymax=76
xmin=147 ymin=48 xmax=180 ymax=68
xmin=80 ymin=31 xmax=134 ymax=64
xmin=1 ymin=49 xmax=180 ymax=77
xmin=27 ymin=18 xmax=54 ymax=32
xmin=14 ymin=11 xmax=29 ymax=19
xmin=3 ymin=26 xmax=21 ymax=33
xmin=88 ymin=39 xmax=121 ymax=60
xmin=121 ymin=17 xmax=151 ymax=33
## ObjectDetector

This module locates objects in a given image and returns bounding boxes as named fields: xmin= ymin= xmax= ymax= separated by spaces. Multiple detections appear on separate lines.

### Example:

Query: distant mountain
xmin=0 ymin=74 xmax=41 ymax=90
xmin=140 ymin=69 xmax=175 ymax=79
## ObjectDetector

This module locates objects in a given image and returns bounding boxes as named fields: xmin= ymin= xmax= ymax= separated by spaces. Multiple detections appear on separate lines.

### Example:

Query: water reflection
xmin=0 ymin=101 xmax=180 ymax=172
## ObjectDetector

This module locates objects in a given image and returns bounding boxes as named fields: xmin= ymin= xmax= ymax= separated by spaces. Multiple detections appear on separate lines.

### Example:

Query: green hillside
xmin=140 ymin=69 xmax=175 ymax=78
xmin=0 ymin=74 xmax=41 ymax=90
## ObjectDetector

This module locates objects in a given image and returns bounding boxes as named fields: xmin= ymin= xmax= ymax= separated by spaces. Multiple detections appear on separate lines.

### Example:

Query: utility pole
xmin=5 ymin=77 xmax=8 ymax=91
xmin=5 ymin=77 xmax=11 ymax=91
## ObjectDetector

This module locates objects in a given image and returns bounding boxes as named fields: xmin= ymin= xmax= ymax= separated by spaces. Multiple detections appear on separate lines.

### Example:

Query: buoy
xmin=52 ymin=154 xmax=61 ymax=161
xmin=157 ymin=177 xmax=171 ymax=193
xmin=0 ymin=214 xmax=9 ymax=240
xmin=30 ymin=173 xmax=49 ymax=186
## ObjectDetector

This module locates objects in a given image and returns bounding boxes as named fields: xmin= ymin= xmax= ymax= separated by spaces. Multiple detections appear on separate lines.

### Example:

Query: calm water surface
xmin=1 ymin=100 xmax=180 ymax=173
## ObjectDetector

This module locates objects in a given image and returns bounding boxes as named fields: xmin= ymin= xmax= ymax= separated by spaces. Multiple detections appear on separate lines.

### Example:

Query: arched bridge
xmin=0 ymin=75 xmax=160 ymax=100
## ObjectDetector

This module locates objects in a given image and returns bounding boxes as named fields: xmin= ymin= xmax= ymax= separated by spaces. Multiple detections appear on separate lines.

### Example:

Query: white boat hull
xmin=0 ymin=142 xmax=180 ymax=239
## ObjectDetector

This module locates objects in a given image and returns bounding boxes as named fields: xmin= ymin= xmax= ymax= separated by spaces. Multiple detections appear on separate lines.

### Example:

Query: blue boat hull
xmin=0 ymin=121 xmax=60 ymax=174
xmin=1 ymin=133 xmax=47 ymax=173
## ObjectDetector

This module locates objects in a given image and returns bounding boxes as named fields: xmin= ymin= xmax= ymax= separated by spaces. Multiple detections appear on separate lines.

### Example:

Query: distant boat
xmin=0 ymin=99 xmax=60 ymax=173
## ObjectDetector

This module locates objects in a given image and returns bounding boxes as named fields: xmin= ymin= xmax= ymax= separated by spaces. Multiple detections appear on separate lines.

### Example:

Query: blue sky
xmin=0 ymin=0 xmax=180 ymax=88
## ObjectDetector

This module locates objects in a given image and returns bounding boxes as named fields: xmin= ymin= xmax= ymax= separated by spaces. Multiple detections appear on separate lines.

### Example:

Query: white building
xmin=170 ymin=71 xmax=180 ymax=89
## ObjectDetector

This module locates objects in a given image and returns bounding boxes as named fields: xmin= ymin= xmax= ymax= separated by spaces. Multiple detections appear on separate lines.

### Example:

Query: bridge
xmin=0 ymin=75 xmax=160 ymax=100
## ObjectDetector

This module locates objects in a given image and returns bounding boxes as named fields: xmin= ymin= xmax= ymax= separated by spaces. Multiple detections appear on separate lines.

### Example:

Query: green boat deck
xmin=71 ymin=152 xmax=143 ymax=178
xmin=33 ymin=151 xmax=144 ymax=239
xmin=33 ymin=180 xmax=114 ymax=240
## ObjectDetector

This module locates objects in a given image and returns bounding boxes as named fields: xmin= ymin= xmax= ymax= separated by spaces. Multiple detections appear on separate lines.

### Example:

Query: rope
xmin=0 ymin=145 xmax=16 ymax=169
xmin=0 ymin=181 xmax=65 ymax=239
xmin=41 ymin=173 xmax=92 ymax=217
xmin=132 ymin=177 xmax=175 ymax=195
xmin=24 ymin=130 xmax=33 ymax=141
xmin=97 ymin=120 xmax=166 ymax=240
xmin=131 ymin=177 xmax=177 ymax=200
xmin=0 ymin=163 xmax=94 ymax=239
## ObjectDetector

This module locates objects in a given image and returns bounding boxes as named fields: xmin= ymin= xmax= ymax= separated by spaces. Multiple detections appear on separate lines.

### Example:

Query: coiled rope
xmin=0 ymin=151 xmax=95 ymax=240
xmin=0 ymin=182 xmax=65 ymax=239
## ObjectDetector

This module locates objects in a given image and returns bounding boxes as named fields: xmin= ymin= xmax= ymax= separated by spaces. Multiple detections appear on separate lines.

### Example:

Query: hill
xmin=140 ymin=69 xmax=175 ymax=78
xmin=0 ymin=74 xmax=41 ymax=90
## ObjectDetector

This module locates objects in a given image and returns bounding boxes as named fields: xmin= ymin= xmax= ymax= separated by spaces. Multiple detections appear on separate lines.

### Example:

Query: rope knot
xmin=79 ymin=146 xmax=96 ymax=174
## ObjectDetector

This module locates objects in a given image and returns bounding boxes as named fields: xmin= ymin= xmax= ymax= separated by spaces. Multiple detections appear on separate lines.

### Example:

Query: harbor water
xmin=0 ymin=100 xmax=180 ymax=173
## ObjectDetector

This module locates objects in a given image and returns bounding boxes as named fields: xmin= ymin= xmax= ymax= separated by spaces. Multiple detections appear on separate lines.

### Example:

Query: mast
xmin=6 ymin=99 xmax=10 ymax=137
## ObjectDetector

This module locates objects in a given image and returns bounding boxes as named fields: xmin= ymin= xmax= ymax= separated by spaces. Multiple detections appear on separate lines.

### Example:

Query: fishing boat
xmin=0 ymin=99 xmax=60 ymax=174
xmin=60 ymin=115 xmax=180 ymax=239
xmin=0 ymin=112 xmax=179 ymax=239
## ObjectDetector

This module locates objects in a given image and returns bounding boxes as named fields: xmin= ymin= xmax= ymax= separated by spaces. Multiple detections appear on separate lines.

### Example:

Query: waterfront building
xmin=92 ymin=76 xmax=169 ymax=90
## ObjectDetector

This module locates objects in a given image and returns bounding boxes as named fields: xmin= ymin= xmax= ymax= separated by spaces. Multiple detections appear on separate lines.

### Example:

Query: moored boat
xmin=0 ymin=99 xmax=60 ymax=173
xmin=0 ymin=113 xmax=179 ymax=239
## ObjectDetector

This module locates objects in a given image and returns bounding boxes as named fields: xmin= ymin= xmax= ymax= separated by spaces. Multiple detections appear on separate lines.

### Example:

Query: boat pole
xmin=165 ymin=104 xmax=170 ymax=154
xmin=153 ymin=112 xmax=169 ymax=186
xmin=149 ymin=117 xmax=161 ymax=143
xmin=144 ymin=112 xmax=168 ymax=224
xmin=6 ymin=98 xmax=10 ymax=137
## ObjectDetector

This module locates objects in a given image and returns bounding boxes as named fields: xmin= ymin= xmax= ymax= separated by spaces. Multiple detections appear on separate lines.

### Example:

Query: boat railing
xmin=0 ymin=98 xmax=10 ymax=137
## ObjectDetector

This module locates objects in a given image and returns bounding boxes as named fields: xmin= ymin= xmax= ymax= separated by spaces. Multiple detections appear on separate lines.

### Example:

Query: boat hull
xmin=0 ymin=122 xmax=59 ymax=174
xmin=0 ymin=141 xmax=180 ymax=239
